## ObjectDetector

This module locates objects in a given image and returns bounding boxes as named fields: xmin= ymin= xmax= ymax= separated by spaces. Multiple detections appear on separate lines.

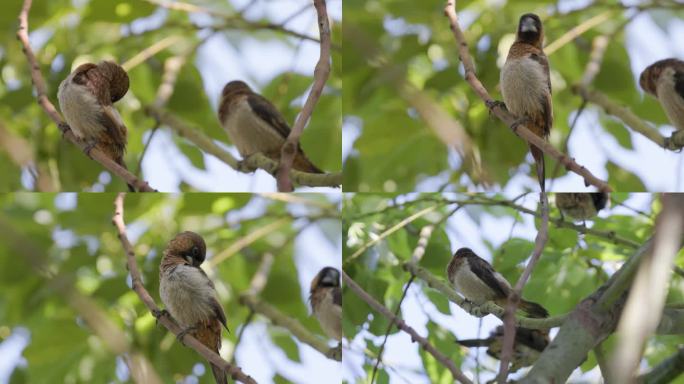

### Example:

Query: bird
xmin=639 ymin=58 xmax=684 ymax=132
xmin=218 ymin=80 xmax=324 ymax=174
xmin=555 ymin=192 xmax=608 ymax=222
xmin=500 ymin=13 xmax=553 ymax=192
xmin=446 ymin=247 xmax=549 ymax=318
xmin=159 ymin=231 xmax=229 ymax=384
xmin=309 ymin=267 xmax=342 ymax=341
xmin=57 ymin=61 xmax=133 ymax=191
xmin=456 ymin=325 xmax=549 ymax=373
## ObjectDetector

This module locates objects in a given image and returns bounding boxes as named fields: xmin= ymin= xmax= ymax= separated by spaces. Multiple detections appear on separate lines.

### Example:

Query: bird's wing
xmin=247 ymin=93 xmax=292 ymax=139
xmin=197 ymin=267 xmax=229 ymax=331
xmin=529 ymin=51 xmax=553 ymax=136
xmin=467 ymin=254 xmax=510 ymax=298
xmin=332 ymin=286 xmax=342 ymax=307
xmin=674 ymin=66 xmax=684 ymax=100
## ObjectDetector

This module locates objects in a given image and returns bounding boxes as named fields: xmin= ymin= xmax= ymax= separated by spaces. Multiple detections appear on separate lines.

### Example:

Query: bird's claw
xmin=152 ymin=308 xmax=169 ymax=324
xmin=510 ymin=117 xmax=530 ymax=134
xmin=326 ymin=343 xmax=342 ymax=360
xmin=486 ymin=100 xmax=506 ymax=114
xmin=462 ymin=300 xmax=488 ymax=317
xmin=176 ymin=326 xmax=197 ymax=344
xmin=82 ymin=140 xmax=98 ymax=157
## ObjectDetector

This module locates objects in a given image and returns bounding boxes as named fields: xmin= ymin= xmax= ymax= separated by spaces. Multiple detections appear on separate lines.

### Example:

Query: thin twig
xmin=498 ymin=192 xmax=549 ymax=383
xmin=443 ymin=0 xmax=611 ymax=192
xmin=16 ymin=0 xmax=156 ymax=192
xmin=342 ymin=270 xmax=473 ymax=384
xmin=112 ymin=193 xmax=257 ymax=384
xmin=277 ymin=0 xmax=331 ymax=191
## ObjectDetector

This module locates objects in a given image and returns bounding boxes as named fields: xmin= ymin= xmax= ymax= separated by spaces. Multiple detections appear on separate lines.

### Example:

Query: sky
xmin=342 ymin=192 xmax=655 ymax=383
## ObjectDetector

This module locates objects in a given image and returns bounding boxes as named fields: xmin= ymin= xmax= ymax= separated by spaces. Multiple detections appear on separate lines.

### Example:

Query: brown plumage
xmin=447 ymin=248 xmax=549 ymax=318
xmin=309 ymin=267 xmax=342 ymax=341
xmin=555 ymin=192 xmax=609 ymax=221
xmin=639 ymin=58 xmax=684 ymax=131
xmin=456 ymin=325 xmax=549 ymax=373
xmin=159 ymin=232 xmax=228 ymax=384
xmin=218 ymin=80 xmax=324 ymax=174
xmin=500 ymin=13 xmax=553 ymax=192
xmin=57 ymin=61 xmax=133 ymax=191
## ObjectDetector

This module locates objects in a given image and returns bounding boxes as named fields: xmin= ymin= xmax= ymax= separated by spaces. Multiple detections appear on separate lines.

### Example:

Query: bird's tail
xmin=211 ymin=363 xmax=228 ymax=384
xmin=529 ymin=145 xmax=545 ymax=193
xmin=455 ymin=338 xmax=492 ymax=348
xmin=519 ymin=299 xmax=549 ymax=318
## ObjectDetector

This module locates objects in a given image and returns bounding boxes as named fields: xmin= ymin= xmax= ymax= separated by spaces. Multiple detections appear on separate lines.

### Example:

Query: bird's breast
xmin=500 ymin=57 xmax=548 ymax=118
xmin=221 ymin=100 xmax=286 ymax=157
xmin=57 ymin=81 xmax=107 ymax=140
xmin=312 ymin=288 xmax=342 ymax=340
xmin=451 ymin=261 xmax=500 ymax=304
xmin=159 ymin=265 xmax=218 ymax=327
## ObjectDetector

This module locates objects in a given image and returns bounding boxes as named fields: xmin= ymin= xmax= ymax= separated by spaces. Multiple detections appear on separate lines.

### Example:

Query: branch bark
xmin=277 ymin=0 xmax=331 ymax=191
xmin=444 ymin=0 xmax=612 ymax=192
xmin=16 ymin=0 xmax=156 ymax=192
xmin=112 ymin=193 xmax=257 ymax=384
xmin=342 ymin=270 xmax=473 ymax=384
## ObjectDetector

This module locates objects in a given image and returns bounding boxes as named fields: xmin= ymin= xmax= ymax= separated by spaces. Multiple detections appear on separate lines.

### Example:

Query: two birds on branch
xmin=57 ymin=62 xmax=325 ymax=191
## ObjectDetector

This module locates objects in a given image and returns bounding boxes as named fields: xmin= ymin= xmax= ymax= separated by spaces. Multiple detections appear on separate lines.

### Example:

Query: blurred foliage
xmin=342 ymin=192 xmax=684 ymax=382
xmin=0 ymin=0 xmax=341 ymax=191
xmin=342 ymin=0 xmax=684 ymax=192
xmin=0 ymin=192 xmax=341 ymax=383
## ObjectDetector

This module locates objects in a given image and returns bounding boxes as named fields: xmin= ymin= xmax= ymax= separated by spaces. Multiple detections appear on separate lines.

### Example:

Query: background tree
xmin=342 ymin=192 xmax=684 ymax=383
xmin=2 ymin=0 xmax=342 ymax=192
xmin=342 ymin=0 xmax=684 ymax=192
xmin=0 ymin=192 xmax=342 ymax=383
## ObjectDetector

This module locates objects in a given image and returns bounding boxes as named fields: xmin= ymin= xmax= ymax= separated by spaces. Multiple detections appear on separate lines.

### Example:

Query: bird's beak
xmin=521 ymin=18 xmax=538 ymax=33
xmin=184 ymin=255 xmax=193 ymax=265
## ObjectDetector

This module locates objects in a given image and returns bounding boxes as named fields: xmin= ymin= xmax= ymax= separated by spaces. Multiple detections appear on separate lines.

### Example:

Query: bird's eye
xmin=191 ymin=246 xmax=199 ymax=256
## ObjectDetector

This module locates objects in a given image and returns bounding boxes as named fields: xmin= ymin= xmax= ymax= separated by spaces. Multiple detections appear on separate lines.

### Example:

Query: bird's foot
xmin=462 ymin=300 xmax=488 ymax=317
xmin=58 ymin=122 xmax=70 ymax=136
xmin=82 ymin=140 xmax=98 ymax=157
xmin=151 ymin=309 xmax=169 ymax=326
xmin=237 ymin=155 xmax=259 ymax=173
xmin=510 ymin=117 xmax=530 ymax=134
xmin=177 ymin=326 xmax=197 ymax=344
xmin=326 ymin=343 xmax=342 ymax=360
xmin=486 ymin=100 xmax=507 ymax=116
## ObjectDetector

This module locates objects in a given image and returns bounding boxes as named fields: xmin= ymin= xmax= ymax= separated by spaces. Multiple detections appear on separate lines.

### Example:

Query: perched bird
xmin=218 ymin=80 xmax=323 ymax=174
xmin=555 ymin=192 xmax=608 ymax=221
xmin=57 ymin=61 xmax=133 ymax=190
xmin=500 ymin=13 xmax=553 ymax=192
xmin=159 ymin=232 xmax=229 ymax=384
xmin=309 ymin=267 xmax=342 ymax=341
xmin=456 ymin=325 xmax=549 ymax=373
xmin=446 ymin=248 xmax=549 ymax=318
xmin=639 ymin=58 xmax=684 ymax=131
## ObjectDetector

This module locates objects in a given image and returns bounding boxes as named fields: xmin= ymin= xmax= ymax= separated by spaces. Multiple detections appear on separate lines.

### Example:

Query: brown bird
xmin=218 ymin=80 xmax=324 ymax=174
xmin=500 ymin=13 xmax=553 ymax=192
xmin=159 ymin=232 xmax=229 ymax=384
xmin=309 ymin=267 xmax=342 ymax=341
xmin=446 ymin=248 xmax=549 ymax=318
xmin=57 ymin=61 xmax=133 ymax=191
xmin=555 ymin=192 xmax=608 ymax=222
xmin=639 ymin=58 xmax=684 ymax=131
xmin=456 ymin=325 xmax=549 ymax=373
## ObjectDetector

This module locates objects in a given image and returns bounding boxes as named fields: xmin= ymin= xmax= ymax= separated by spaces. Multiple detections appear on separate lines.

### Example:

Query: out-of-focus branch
xmin=342 ymin=270 xmax=473 ymax=383
xmin=16 ymin=0 xmax=156 ymax=192
xmin=146 ymin=106 xmax=341 ymax=188
xmin=637 ymin=347 xmax=684 ymax=384
xmin=238 ymin=294 xmax=340 ymax=361
xmin=609 ymin=194 xmax=684 ymax=382
xmin=277 ymin=0 xmax=331 ymax=191
xmin=112 ymin=193 xmax=257 ymax=384
xmin=444 ymin=0 xmax=612 ymax=192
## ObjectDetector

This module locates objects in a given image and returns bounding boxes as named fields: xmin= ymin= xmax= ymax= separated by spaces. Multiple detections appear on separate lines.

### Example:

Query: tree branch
xmin=342 ymin=270 xmax=473 ymax=384
xmin=444 ymin=0 xmax=611 ymax=192
xmin=638 ymin=347 xmax=684 ymax=384
xmin=16 ymin=0 xmax=156 ymax=192
xmin=277 ymin=0 xmax=331 ymax=191
xmin=146 ymin=106 xmax=341 ymax=188
xmin=112 ymin=193 xmax=256 ymax=384
xmin=238 ymin=294 xmax=341 ymax=361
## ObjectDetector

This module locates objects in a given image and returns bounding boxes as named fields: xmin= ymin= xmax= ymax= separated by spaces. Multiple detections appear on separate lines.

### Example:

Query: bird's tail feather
xmin=520 ymin=299 xmax=549 ymax=318
xmin=456 ymin=338 xmax=491 ymax=347
xmin=211 ymin=363 xmax=228 ymax=384
xmin=530 ymin=145 xmax=545 ymax=193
